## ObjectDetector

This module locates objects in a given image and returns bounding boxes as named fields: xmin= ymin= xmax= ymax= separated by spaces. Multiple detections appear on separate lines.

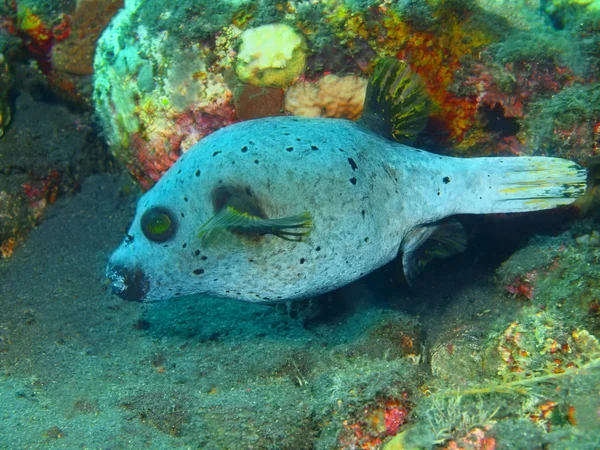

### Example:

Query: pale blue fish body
xmin=106 ymin=116 xmax=586 ymax=303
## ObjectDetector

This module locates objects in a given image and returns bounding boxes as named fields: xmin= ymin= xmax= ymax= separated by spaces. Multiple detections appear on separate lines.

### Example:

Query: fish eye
xmin=141 ymin=207 xmax=177 ymax=242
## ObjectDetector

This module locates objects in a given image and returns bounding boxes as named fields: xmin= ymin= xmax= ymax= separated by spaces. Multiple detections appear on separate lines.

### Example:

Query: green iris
xmin=147 ymin=214 xmax=170 ymax=234
xmin=141 ymin=207 xmax=177 ymax=242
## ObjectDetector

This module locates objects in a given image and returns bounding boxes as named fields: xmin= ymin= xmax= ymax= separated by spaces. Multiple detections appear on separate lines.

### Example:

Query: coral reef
xmin=93 ymin=1 xmax=238 ymax=187
xmin=51 ymin=0 xmax=123 ymax=107
xmin=6 ymin=0 xmax=122 ymax=106
xmin=0 ymin=1 xmax=121 ymax=108
xmin=92 ymin=0 xmax=600 ymax=185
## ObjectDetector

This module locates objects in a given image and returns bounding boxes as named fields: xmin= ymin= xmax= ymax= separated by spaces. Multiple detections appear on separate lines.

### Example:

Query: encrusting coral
xmin=285 ymin=74 xmax=367 ymax=120
xmin=235 ymin=23 xmax=307 ymax=88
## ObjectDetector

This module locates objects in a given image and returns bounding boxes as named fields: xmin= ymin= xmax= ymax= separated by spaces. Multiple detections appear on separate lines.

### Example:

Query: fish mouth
xmin=106 ymin=264 xmax=149 ymax=302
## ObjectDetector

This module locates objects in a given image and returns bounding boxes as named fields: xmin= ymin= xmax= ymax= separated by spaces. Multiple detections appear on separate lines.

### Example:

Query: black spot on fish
xmin=283 ymin=132 xmax=290 ymax=136
xmin=316 ymin=246 xmax=321 ymax=251
xmin=350 ymin=177 xmax=357 ymax=185
xmin=364 ymin=237 xmax=369 ymax=242
xmin=249 ymin=140 xmax=255 ymax=145
xmin=184 ymin=197 xmax=188 ymax=202
xmin=437 ymin=191 xmax=440 ymax=196
xmin=212 ymin=151 xmax=221 ymax=157
xmin=193 ymin=269 xmax=205 ymax=275
xmin=339 ymin=148 xmax=345 ymax=152
xmin=177 ymin=169 xmax=182 ymax=175
xmin=245 ymin=187 xmax=252 ymax=196
xmin=201 ymin=255 xmax=208 ymax=261
xmin=254 ymin=159 xmax=259 ymax=164
xmin=348 ymin=158 xmax=358 ymax=171
xmin=286 ymin=146 xmax=294 ymax=152
xmin=241 ymin=146 xmax=248 ymax=153
xmin=311 ymin=145 xmax=319 ymax=150
xmin=296 ymin=137 xmax=301 ymax=141
xmin=248 ymin=258 xmax=255 ymax=262
xmin=162 ymin=244 xmax=169 ymax=248
xmin=195 ymin=169 xmax=200 ymax=177
xmin=180 ymin=212 xmax=185 ymax=218
xmin=182 ymin=243 xmax=187 ymax=248
xmin=443 ymin=176 xmax=450 ymax=184
xmin=194 ymin=250 xmax=200 ymax=256
xmin=361 ymin=210 xmax=366 ymax=217
xmin=175 ymin=292 xmax=181 ymax=296
xmin=300 ymin=258 xmax=305 ymax=264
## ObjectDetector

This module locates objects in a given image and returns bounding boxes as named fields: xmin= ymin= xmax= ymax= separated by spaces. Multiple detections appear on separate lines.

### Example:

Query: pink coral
xmin=338 ymin=397 xmax=409 ymax=449
xmin=177 ymin=101 xmax=237 ymax=152
xmin=127 ymin=100 xmax=236 ymax=189
xmin=466 ymin=62 xmax=575 ymax=121
xmin=504 ymin=270 xmax=537 ymax=300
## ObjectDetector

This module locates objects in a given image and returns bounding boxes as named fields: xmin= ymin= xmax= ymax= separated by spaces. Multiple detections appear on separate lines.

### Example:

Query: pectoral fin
xmin=401 ymin=219 xmax=467 ymax=285
xmin=199 ymin=206 xmax=312 ymax=242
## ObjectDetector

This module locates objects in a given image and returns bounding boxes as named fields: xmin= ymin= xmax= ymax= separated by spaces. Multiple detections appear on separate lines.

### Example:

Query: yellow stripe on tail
xmin=483 ymin=156 xmax=587 ymax=213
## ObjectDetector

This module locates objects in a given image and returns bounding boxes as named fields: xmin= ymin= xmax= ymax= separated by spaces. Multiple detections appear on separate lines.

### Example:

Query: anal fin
xmin=401 ymin=219 xmax=467 ymax=285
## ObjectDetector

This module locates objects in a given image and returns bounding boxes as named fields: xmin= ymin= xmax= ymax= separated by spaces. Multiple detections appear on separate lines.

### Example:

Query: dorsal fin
xmin=357 ymin=58 xmax=431 ymax=143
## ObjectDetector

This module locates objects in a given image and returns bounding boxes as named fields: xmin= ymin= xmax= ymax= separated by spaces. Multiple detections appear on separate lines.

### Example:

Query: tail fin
xmin=463 ymin=156 xmax=587 ymax=214
xmin=401 ymin=155 xmax=586 ymax=284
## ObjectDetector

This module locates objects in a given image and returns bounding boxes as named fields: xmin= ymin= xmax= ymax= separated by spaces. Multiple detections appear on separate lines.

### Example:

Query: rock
xmin=0 ymin=93 xmax=109 ymax=257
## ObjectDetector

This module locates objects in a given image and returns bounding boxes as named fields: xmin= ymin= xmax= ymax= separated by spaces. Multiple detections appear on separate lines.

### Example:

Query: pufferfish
xmin=106 ymin=59 xmax=587 ymax=303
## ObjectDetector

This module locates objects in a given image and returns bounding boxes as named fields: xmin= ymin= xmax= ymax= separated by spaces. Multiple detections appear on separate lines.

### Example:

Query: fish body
xmin=106 ymin=60 xmax=587 ymax=303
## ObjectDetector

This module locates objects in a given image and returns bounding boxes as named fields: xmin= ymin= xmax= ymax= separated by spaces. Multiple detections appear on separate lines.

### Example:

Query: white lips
xmin=106 ymin=266 xmax=127 ymax=294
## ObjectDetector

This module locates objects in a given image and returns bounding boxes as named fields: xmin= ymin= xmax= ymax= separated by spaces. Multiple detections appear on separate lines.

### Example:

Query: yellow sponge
xmin=236 ymin=24 xmax=306 ymax=88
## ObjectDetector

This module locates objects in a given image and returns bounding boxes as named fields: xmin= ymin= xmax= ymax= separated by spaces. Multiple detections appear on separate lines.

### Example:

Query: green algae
xmin=523 ymin=83 xmax=600 ymax=158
